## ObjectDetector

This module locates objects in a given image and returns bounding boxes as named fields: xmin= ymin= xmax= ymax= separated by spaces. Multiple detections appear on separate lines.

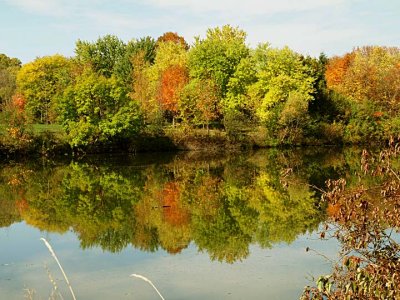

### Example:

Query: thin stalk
xmin=40 ymin=238 xmax=77 ymax=300
xmin=130 ymin=274 xmax=165 ymax=300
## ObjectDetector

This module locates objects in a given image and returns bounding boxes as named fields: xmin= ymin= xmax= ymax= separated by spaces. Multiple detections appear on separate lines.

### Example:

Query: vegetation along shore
xmin=1 ymin=25 xmax=399 ymax=156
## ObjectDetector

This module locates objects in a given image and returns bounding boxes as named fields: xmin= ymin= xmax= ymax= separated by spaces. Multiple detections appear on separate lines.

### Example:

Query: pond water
xmin=0 ymin=148 xmax=359 ymax=299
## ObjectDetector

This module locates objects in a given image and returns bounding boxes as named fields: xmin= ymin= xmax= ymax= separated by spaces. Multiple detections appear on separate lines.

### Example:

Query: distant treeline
xmin=1 ymin=25 xmax=399 ymax=149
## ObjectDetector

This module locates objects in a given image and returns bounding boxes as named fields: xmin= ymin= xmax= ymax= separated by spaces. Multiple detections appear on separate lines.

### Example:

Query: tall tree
xmin=75 ymin=35 xmax=126 ymax=78
xmin=16 ymin=55 xmax=71 ymax=123
xmin=160 ymin=65 xmax=188 ymax=123
xmin=179 ymin=78 xmax=219 ymax=131
xmin=156 ymin=32 xmax=189 ymax=50
xmin=130 ymin=51 xmax=156 ymax=124
xmin=59 ymin=69 xmax=142 ymax=147
xmin=189 ymin=25 xmax=249 ymax=99
xmin=133 ymin=40 xmax=188 ymax=125
xmin=127 ymin=36 xmax=157 ymax=64
xmin=326 ymin=46 xmax=400 ymax=111
xmin=243 ymin=44 xmax=315 ymax=143
xmin=116 ymin=36 xmax=157 ymax=87
xmin=0 ymin=54 xmax=21 ymax=108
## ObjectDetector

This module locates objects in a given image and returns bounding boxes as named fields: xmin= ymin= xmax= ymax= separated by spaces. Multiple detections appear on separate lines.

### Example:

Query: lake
xmin=0 ymin=148 xmax=356 ymax=299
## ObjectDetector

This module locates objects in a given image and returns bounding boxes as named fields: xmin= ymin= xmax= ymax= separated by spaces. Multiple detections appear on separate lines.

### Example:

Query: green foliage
xmin=16 ymin=55 xmax=72 ymax=123
xmin=59 ymin=69 xmax=142 ymax=147
xmin=223 ymin=57 xmax=258 ymax=136
xmin=252 ymin=45 xmax=315 ymax=124
xmin=222 ymin=44 xmax=316 ymax=144
xmin=179 ymin=78 xmax=219 ymax=129
xmin=278 ymin=91 xmax=310 ymax=143
xmin=75 ymin=35 xmax=126 ymax=78
xmin=127 ymin=37 xmax=156 ymax=64
xmin=75 ymin=35 xmax=157 ymax=88
xmin=3 ymin=31 xmax=399 ymax=148
xmin=343 ymin=101 xmax=386 ymax=144
xmin=0 ymin=54 xmax=21 ymax=106
xmin=117 ymin=36 xmax=157 ymax=86
xmin=189 ymin=25 xmax=249 ymax=99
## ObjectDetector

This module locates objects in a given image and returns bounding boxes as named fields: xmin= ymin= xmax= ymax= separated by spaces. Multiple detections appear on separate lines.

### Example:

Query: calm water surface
xmin=0 ymin=148 xmax=357 ymax=299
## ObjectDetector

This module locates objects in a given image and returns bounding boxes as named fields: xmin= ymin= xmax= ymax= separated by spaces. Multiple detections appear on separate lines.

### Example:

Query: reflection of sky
xmin=0 ymin=222 xmax=338 ymax=299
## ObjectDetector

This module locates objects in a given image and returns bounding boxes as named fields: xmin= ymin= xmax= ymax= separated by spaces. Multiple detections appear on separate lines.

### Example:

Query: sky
xmin=0 ymin=0 xmax=399 ymax=63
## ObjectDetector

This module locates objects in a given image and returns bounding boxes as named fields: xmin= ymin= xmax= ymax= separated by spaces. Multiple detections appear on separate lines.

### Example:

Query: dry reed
xmin=130 ymin=273 xmax=165 ymax=300
xmin=40 ymin=238 xmax=76 ymax=300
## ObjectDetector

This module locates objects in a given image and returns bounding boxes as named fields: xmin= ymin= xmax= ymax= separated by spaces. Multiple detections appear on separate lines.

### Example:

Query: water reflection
xmin=0 ymin=148 xmax=356 ymax=263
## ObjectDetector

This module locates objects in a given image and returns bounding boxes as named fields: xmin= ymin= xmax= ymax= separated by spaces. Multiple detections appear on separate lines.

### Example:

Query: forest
xmin=1 ymin=25 xmax=400 ymax=153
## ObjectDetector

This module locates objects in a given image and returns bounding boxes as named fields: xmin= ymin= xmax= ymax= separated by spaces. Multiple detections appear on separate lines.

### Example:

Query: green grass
xmin=30 ymin=124 xmax=64 ymax=133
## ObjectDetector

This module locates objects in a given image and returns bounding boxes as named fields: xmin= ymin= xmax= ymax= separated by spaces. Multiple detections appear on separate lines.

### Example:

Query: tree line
xmin=1 ymin=25 xmax=399 ymax=148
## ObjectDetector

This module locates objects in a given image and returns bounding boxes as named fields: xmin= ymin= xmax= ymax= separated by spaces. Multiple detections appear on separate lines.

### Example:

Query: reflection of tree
xmin=59 ymin=163 xmax=143 ymax=252
xmin=0 ymin=198 xmax=21 ymax=227
xmin=0 ymin=149 xmax=352 ymax=263
xmin=249 ymin=173 xmax=321 ymax=247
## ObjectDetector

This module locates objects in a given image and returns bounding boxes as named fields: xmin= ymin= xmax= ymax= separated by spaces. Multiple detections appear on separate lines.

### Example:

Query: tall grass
xmin=40 ymin=238 xmax=77 ymax=300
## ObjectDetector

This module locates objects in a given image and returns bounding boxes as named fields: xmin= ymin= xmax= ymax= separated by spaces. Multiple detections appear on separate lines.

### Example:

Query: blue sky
xmin=0 ymin=0 xmax=399 ymax=63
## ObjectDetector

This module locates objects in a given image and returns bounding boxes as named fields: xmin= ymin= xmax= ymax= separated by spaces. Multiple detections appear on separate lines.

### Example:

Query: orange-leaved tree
xmin=159 ymin=65 xmax=189 ymax=124
xmin=156 ymin=32 xmax=189 ymax=50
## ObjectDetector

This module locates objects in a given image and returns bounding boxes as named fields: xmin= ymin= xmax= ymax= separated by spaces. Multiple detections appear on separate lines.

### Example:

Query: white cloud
xmin=144 ymin=0 xmax=347 ymax=16
xmin=5 ymin=0 xmax=69 ymax=16
xmin=5 ymin=0 xmax=349 ymax=19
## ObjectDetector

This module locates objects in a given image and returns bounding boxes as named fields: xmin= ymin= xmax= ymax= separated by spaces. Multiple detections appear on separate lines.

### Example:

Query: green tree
xmin=223 ymin=56 xmax=258 ymax=135
xmin=188 ymin=25 xmax=249 ymax=99
xmin=249 ymin=45 xmax=315 ymax=143
xmin=16 ymin=55 xmax=72 ymax=123
xmin=179 ymin=78 xmax=219 ymax=131
xmin=116 ymin=37 xmax=157 ymax=87
xmin=75 ymin=35 xmax=126 ymax=78
xmin=127 ymin=37 xmax=157 ymax=64
xmin=0 ymin=54 xmax=21 ymax=108
xmin=59 ymin=69 xmax=142 ymax=147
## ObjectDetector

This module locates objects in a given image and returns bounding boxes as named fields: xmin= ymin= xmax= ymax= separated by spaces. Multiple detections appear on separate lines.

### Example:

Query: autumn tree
xmin=160 ymin=65 xmax=188 ymax=124
xmin=130 ymin=51 xmax=156 ymax=125
xmin=325 ymin=52 xmax=355 ymax=91
xmin=3 ymin=93 xmax=31 ymax=144
xmin=324 ymin=46 xmax=400 ymax=142
xmin=16 ymin=55 xmax=72 ymax=123
xmin=156 ymin=32 xmax=189 ymax=50
xmin=133 ymin=40 xmax=188 ymax=126
xmin=179 ymin=78 xmax=219 ymax=131
xmin=325 ymin=46 xmax=400 ymax=112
